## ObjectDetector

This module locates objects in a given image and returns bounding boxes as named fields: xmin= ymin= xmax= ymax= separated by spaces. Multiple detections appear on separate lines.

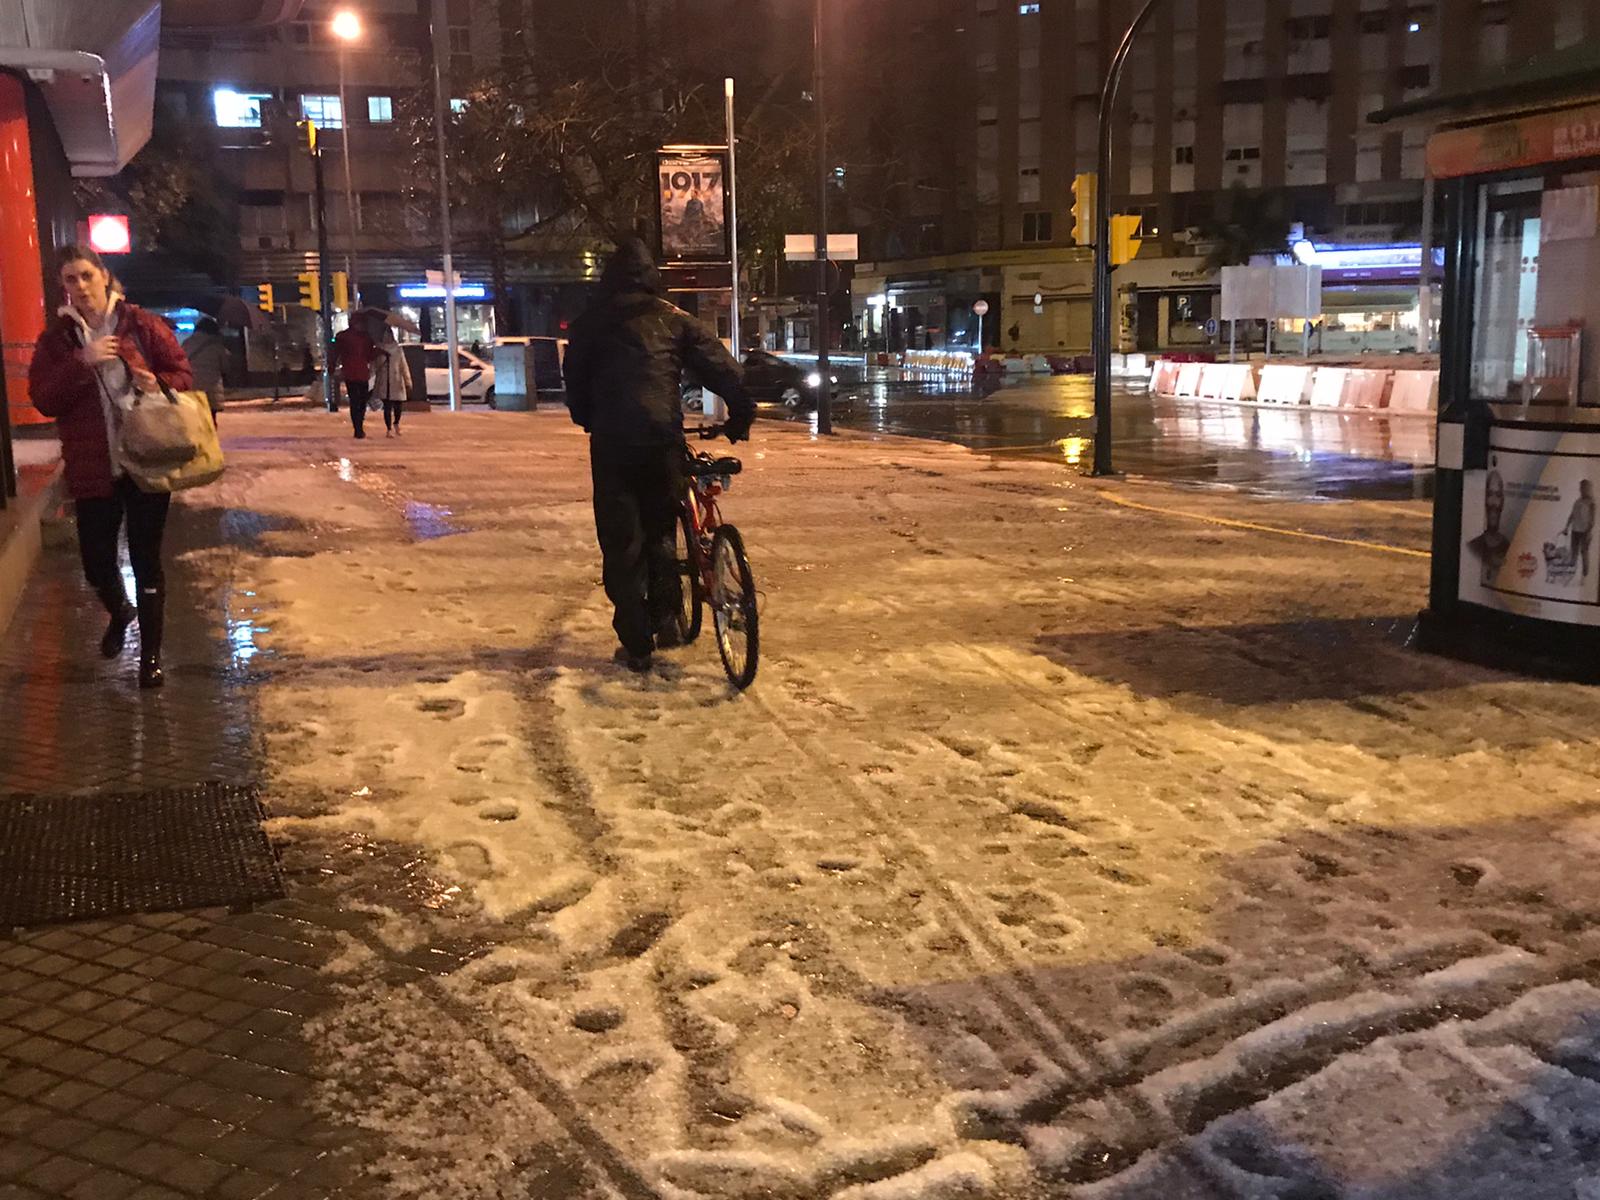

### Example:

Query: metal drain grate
xmin=0 ymin=782 xmax=283 ymax=927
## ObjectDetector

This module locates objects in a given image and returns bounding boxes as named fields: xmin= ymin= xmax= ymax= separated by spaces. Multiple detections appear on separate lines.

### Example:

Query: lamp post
xmin=427 ymin=0 xmax=461 ymax=411
xmin=812 ymin=0 xmax=832 ymax=434
xmin=330 ymin=9 xmax=362 ymax=305
xmin=1091 ymin=0 xmax=1161 ymax=477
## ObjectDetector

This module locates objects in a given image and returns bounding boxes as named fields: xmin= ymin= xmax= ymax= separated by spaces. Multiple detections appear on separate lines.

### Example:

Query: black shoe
xmin=354 ymin=430 xmax=366 ymax=439
xmin=653 ymin=622 xmax=684 ymax=650
xmin=138 ymin=656 xmax=164 ymax=690
xmin=612 ymin=647 xmax=653 ymax=674
xmin=100 ymin=603 xmax=136 ymax=658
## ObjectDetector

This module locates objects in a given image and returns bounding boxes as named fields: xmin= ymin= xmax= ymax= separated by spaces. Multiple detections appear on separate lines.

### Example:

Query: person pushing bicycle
xmin=564 ymin=237 xmax=754 ymax=673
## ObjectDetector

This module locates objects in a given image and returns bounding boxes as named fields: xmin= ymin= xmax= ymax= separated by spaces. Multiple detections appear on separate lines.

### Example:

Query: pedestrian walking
xmin=332 ymin=319 xmax=378 ymax=438
xmin=27 ymin=243 xmax=194 ymax=690
xmin=563 ymin=238 xmax=753 ymax=673
xmin=181 ymin=317 xmax=228 ymax=423
xmin=373 ymin=329 xmax=414 ymax=437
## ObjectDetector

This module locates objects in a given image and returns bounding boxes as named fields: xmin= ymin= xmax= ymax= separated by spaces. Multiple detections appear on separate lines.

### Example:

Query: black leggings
xmin=75 ymin=477 xmax=171 ymax=630
xmin=383 ymin=400 xmax=403 ymax=430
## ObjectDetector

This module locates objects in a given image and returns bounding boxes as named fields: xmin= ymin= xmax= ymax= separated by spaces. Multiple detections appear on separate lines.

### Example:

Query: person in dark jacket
xmin=28 ymin=244 xmax=195 ymax=689
xmin=564 ymin=238 xmax=754 ymax=673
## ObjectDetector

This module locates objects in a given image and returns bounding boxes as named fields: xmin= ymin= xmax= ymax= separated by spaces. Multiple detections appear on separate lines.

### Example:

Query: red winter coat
xmin=28 ymin=303 xmax=194 ymax=500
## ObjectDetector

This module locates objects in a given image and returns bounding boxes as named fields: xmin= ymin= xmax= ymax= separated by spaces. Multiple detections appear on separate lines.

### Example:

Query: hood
xmin=59 ymin=291 xmax=126 ymax=335
xmin=599 ymin=238 xmax=663 ymax=297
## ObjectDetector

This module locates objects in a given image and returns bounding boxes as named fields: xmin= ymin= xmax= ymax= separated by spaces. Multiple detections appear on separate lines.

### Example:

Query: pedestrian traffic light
xmin=1071 ymin=173 xmax=1098 ymax=246
xmin=297 ymin=271 xmax=320 ymax=311
xmin=331 ymin=271 xmax=349 ymax=312
xmin=256 ymin=283 xmax=274 ymax=313
xmin=1110 ymin=214 xmax=1143 ymax=266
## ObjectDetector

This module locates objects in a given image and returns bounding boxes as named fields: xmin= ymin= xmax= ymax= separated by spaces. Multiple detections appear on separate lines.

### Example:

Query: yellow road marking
xmin=1093 ymin=491 xmax=1431 ymax=559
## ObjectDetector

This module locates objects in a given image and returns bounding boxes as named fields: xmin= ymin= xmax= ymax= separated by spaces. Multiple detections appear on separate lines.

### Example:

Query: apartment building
xmin=149 ymin=0 xmax=590 ymax=348
xmin=851 ymin=0 xmax=1600 ymax=356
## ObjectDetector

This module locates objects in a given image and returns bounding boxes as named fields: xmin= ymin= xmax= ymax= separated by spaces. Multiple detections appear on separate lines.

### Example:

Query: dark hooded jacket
xmin=564 ymin=239 xmax=751 ymax=445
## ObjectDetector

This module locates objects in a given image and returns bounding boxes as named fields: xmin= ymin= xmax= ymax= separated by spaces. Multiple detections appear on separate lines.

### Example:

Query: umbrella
xmin=195 ymin=293 xmax=266 ymax=330
xmin=353 ymin=307 xmax=422 ymax=335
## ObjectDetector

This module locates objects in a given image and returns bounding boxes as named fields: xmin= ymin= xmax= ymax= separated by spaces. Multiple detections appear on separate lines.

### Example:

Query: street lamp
xmin=1090 ymin=0 xmax=1161 ymax=477
xmin=330 ymin=8 xmax=362 ymax=306
xmin=812 ymin=0 xmax=832 ymax=434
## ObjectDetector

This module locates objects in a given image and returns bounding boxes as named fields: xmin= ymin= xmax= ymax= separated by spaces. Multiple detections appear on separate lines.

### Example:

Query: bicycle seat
xmin=687 ymin=455 xmax=742 ymax=478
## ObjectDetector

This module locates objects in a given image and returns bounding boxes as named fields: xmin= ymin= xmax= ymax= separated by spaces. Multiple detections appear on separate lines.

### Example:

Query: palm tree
xmin=1198 ymin=188 xmax=1292 ymax=272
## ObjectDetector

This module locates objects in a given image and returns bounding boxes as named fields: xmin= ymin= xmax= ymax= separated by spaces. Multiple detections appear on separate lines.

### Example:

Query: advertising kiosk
xmin=1379 ymin=60 xmax=1600 ymax=679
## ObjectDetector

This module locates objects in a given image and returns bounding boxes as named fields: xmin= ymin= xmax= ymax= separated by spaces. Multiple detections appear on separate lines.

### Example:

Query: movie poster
xmin=1461 ymin=426 xmax=1600 ymax=626
xmin=657 ymin=151 xmax=729 ymax=263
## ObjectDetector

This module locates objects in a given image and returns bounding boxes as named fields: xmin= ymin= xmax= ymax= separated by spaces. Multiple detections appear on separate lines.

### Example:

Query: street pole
xmin=337 ymin=43 xmax=359 ymax=303
xmin=428 ymin=0 xmax=461 ymax=412
xmin=723 ymin=76 xmax=740 ymax=425
xmin=1092 ymin=0 xmax=1161 ymax=477
xmin=813 ymin=0 xmax=832 ymax=435
xmin=311 ymin=129 xmax=335 ymax=411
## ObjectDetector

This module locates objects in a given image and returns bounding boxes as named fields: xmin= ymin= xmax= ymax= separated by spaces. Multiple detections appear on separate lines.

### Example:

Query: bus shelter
xmin=1376 ymin=49 xmax=1600 ymax=679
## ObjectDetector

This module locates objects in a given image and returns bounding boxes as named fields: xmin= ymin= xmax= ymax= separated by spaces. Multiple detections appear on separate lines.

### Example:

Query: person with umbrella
xmin=182 ymin=317 xmax=229 ymax=423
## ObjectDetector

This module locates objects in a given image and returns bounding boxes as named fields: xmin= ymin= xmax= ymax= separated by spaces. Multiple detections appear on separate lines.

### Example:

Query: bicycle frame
xmin=681 ymin=470 xmax=726 ymax=596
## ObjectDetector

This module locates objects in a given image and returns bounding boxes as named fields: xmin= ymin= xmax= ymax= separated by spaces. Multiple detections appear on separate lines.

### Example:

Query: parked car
xmin=741 ymin=349 xmax=835 ymax=410
xmin=423 ymin=345 xmax=495 ymax=404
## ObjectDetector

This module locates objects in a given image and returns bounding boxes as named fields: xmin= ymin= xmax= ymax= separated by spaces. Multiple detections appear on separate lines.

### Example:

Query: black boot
xmin=99 ymin=595 xmax=136 ymax=658
xmin=136 ymin=585 xmax=164 ymax=690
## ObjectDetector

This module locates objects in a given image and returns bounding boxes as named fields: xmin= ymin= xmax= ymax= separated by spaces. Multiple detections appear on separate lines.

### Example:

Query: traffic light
xmin=299 ymin=118 xmax=317 ymax=152
xmin=297 ymin=271 xmax=320 ymax=311
xmin=1071 ymin=172 xmax=1098 ymax=246
xmin=256 ymin=283 xmax=274 ymax=313
xmin=331 ymin=271 xmax=349 ymax=312
xmin=1110 ymin=214 xmax=1144 ymax=266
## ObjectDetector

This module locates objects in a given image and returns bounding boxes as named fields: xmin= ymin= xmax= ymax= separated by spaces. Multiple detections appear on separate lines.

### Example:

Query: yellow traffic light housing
xmin=331 ymin=271 xmax=350 ymax=312
xmin=1071 ymin=172 xmax=1098 ymax=246
xmin=299 ymin=118 xmax=317 ymax=152
xmin=297 ymin=271 xmax=320 ymax=310
xmin=1110 ymin=214 xmax=1144 ymax=266
xmin=256 ymin=283 xmax=274 ymax=313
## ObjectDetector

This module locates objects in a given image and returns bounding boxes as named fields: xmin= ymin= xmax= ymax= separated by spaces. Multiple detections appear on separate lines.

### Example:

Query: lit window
xmin=213 ymin=89 xmax=272 ymax=128
xmin=450 ymin=98 xmax=468 ymax=114
xmin=368 ymin=95 xmax=394 ymax=123
xmin=1019 ymin=2 xmax=1041 ymax=12
xmin=300 ymin=94 xmax=343 ymax=129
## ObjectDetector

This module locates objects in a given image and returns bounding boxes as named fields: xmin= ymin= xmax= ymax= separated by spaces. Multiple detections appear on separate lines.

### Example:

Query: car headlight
xmin=806 ymin=372 xmax=822 ymax=388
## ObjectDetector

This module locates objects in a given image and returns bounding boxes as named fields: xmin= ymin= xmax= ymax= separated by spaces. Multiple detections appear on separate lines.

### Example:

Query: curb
xmin=0 ymin=462 xmax=65 ymax=640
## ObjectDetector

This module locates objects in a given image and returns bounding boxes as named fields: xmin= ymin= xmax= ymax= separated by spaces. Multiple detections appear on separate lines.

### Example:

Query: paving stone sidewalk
xmin=0 ymin=499 xmax=384 ymax=1199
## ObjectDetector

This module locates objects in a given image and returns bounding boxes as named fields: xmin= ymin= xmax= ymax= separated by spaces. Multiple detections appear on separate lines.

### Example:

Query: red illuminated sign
xmin=87 ymin=214 xmax=131 ymax=255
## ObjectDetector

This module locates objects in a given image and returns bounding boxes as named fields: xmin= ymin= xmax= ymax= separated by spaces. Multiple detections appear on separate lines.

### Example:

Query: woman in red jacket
xmin=28 ymin=244 xmax=194 ymax=689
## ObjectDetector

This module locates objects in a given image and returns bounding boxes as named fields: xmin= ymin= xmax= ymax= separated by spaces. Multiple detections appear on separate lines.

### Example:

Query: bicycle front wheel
xmin=676 ymin=509 xmax=704 ymax=643
xmin=710 ymin=525 xmax=759 ymax=689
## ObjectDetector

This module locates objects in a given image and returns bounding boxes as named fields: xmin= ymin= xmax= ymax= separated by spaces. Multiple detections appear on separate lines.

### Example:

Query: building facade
xmin=851 ymin=0 xmax=1600 ymax=356
xmin=149 ymin=0 xmax=602 ymax=355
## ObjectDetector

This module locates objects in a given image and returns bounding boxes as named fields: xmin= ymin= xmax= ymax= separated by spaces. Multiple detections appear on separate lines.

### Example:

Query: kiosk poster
xmin=657 ymin=151 xmax=729 ymax=263
xmin=1460 ymin=427 xmax=1600 ymax=625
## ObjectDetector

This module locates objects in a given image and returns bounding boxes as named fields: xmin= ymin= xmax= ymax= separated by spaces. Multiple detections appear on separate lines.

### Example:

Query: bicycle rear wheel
xmin=675 ymin=509 xmax=704 ymax=643
xmin=710 ymin=525 xmax=759 ymax=689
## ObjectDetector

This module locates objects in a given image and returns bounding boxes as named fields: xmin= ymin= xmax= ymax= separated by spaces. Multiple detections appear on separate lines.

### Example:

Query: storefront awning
xmin=1370 ymin=41 xmax=1600 ymax=127
xmin=0 ymin=1 xmax=159 ymax=176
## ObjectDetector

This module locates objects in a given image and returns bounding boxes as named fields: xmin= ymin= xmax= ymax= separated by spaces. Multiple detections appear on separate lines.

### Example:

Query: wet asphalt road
xmin=768 ymin=372 xmax=1437 ymax=501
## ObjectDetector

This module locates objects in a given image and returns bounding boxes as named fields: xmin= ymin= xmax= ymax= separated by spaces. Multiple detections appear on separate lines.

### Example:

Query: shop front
xmin=392 ymin=281 xmax=496 ymax=349
xmin=1387 ymin=67 xmax=1600 ymax=677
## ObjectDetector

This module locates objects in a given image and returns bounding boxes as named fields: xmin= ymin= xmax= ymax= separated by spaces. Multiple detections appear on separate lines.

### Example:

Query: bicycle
xmin=672 ymin=424 xmax=759 ymax=689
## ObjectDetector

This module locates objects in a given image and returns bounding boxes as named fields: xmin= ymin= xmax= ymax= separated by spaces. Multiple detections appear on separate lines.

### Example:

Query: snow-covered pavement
xmin=186 ymin=409 xmax=1600 ymax=1198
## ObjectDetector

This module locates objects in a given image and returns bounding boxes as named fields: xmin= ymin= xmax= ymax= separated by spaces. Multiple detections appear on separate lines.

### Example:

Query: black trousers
xmin=75 ymin=476 xmax=171 ymax=656
xmin=383 ymin=400 xmax=403 ymax=430
xmin=347 ymin=380 xmax=371 ymax=435
xmin=591 ymin=442 xmax=684 ymax=658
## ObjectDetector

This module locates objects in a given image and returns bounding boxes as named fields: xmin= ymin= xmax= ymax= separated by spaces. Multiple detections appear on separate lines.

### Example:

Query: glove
xmin=725 ymin=416 xmax=752 ymax=444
